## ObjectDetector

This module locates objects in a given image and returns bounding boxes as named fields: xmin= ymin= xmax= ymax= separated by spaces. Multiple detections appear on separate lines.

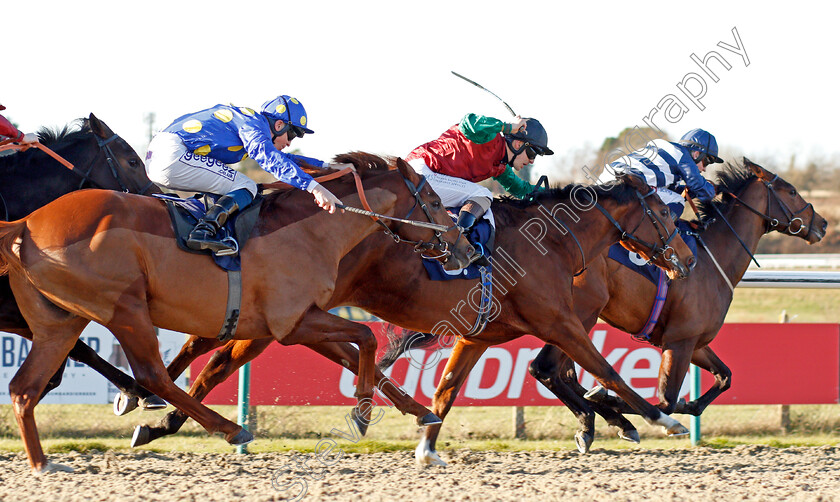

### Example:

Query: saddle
xmin=422 ymin=210 xmax=494 ymax=281
xmin=158 ymin=193 xmax=263 ymax=272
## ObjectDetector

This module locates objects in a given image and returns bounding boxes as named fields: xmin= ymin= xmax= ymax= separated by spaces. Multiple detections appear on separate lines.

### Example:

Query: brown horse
xmin=121 ymin=172 xmax=696 ymax=464
xmin=523 ymin=158 xmax=827 ymax=452
xmin=0 ymin=115 xmax=163 ymax=407
xmin=0 ymin=154 xmax=473 ymax=473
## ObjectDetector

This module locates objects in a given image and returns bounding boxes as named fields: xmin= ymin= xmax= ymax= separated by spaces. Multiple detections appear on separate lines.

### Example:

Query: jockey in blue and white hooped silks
xmin=144 ymin=95 xmax=345 ymax=255
xmin=406 ymin=113 xmax=554 ymax=264
xmin=599 ymin=128 xmax=721 ymax=220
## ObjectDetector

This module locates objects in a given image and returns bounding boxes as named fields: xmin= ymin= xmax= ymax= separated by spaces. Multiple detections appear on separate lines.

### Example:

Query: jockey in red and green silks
xmin=406 ymin=113 xmax=553 ymax=263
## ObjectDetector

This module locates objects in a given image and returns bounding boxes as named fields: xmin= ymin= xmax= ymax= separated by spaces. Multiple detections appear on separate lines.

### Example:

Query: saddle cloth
xmin=422 ymin=211 xmax=493 ymax=281
xmin=154 ymin=193 xmax=262 ymax=272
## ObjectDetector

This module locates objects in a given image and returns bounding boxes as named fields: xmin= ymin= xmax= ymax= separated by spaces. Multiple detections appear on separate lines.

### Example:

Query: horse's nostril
xmin=687 ymin=256 xmax=696 ymax=269
xmin=466 ymin=245 xmax=476 ymax=257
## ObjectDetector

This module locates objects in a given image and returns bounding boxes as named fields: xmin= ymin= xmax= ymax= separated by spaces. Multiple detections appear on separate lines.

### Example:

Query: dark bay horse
xmin=0 ymin=114 xmax=163 ymax=406
xmin=0 ymin=155 xmax=472 ymax=473
xmin=121 ymin=173 xmax=696 ymax=465
xmin=524 ymin=158 xmax=827 ymax=452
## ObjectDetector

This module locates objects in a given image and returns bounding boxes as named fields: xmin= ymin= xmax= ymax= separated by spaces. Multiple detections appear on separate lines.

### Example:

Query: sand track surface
xmin=1 ymin=446 xmax=838 ymax=501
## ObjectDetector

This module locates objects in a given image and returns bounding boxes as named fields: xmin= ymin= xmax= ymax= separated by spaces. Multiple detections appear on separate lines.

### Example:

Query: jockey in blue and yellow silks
xmin=145 ymin=95 xmax=346 ymax=255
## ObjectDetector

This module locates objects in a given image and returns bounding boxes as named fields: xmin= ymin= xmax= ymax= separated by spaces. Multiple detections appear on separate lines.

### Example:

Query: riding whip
xmin=451 ymin=71 xmax=517 ymax=117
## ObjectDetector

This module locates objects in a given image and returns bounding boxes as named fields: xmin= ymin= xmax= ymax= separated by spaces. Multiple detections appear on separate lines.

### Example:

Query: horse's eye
xmin=432 ymin=200 xmax=441 ymax=209
xmin=129 ymin=159 xmax=139 ymax=168
xmin=790 ymin=189 xmax=796 ymax=196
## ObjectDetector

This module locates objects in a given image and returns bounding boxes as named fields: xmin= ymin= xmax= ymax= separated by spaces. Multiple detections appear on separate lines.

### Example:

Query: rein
xmin=313 ymin=167 xmax=456 ymax=260
xmin=0 ymin=135 xmax=156 ymax=195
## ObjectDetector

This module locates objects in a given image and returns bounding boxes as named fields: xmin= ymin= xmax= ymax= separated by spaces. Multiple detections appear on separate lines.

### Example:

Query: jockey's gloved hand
xmin=20 ymin=133 xmax=38 ymax=144
xmin=308 ymin=182 xmax=343 ymax=214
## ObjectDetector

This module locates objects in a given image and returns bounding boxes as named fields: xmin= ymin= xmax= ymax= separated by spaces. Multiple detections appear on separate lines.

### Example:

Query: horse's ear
xmin=88 ymin=113 xmax=114 ymax=140
xmin=396 ymin=157 xmax=422 ymax=186
xmin=624 ymin=173 xmax=649 ymax=193
xmin=744 ymin=157 xmax=771 ymax=180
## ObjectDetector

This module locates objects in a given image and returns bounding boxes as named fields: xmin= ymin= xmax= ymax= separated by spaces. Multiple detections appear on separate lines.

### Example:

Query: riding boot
xmin=457 ymin=200 xmax=490 ymax=266
xmin=186 ymin=195 xmax=241 ymax=255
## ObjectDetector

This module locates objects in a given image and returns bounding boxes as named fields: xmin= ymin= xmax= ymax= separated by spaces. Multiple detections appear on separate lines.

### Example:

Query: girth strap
xmin=632 ymin=268 xmax=669 ymax=342
xmin=217 ymin=270 xmax=242 ymax=342
xmin=463 ymin=265 xmax=493 ymax=337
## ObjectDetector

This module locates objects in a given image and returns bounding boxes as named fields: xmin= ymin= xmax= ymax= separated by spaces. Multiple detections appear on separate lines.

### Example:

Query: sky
xmin=4 ymin=1 xmax=840 ymax=181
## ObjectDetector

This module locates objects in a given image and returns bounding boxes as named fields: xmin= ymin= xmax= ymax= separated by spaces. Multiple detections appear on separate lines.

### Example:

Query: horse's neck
xmin=2 ymin=147 xmax=83 ymax=219
xmin=312 ymin=187 xmax=398 ymax=258
xmin=699 ymin=182 xmax=768 ymax=286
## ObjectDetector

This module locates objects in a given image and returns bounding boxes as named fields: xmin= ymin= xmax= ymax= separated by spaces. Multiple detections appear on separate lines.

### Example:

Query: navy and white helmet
xmin=678 ymin=128 xmax=723 ymax=163
xmin=260 ymin=95 xmax=314 ymax=135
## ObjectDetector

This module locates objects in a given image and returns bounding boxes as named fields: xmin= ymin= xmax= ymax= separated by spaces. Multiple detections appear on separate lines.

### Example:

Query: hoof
xmin=618 ymin=429 xmax=641 ymax=444
xmin=140 ymin=395 xmax=167 ymax=410
xmin=351 ymin=408 xmax=370 ymax=437
xmin=226 ymin=428 xmax=254 ymax=445
xmin=131 ymin=425 xmax=151 ymax=447
xmin=584 ymin=385 xmax=608 ymax=402
xmin=666 ymin=424 xmax=690 ymax=436
xmin=34 ymin=461 xmax=74 ymax=475
xmin=574 ymin=431 xmax=593 ymax=454
xmin=113 ymin=393 xmax=139 ymax=416
xmin=416 ymin=412 xmax=442 ymax=427
xmin=415 ymin=440 xmax=447 ymax=467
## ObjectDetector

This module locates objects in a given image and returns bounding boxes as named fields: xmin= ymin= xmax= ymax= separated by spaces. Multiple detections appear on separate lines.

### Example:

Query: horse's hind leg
xmin=7 ymin=277 xmax=90 ymax=473
xmin=131 ymin=338 xmax=273 ymax=447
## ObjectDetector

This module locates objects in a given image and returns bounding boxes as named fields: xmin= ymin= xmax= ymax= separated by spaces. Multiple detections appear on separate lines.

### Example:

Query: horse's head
xmin=83 ymin=114 xmax=162 ymax=195
xmin=330 ymin=152 xmax=474 ymax=271
xmin=386 ymin=158 xmax=474 ymax=270
xmin=615 ymin=174 xmax=695 ymax=279
xmin=743 ymin=157 xmax=827 ymax=244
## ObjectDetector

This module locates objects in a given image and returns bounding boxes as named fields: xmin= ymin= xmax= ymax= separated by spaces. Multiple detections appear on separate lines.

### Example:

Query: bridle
xmin=73 ymin=134 xmax=157 ymax=195
xmin=313 ymin=166 xmax=458 ymax=261
xmin=534 ymin=182 xmax=681 ymax=276
xmin=718 ymin=173 xmax=815 ymax=237
xmin=594 ymin=187 xmax=682 ymax=268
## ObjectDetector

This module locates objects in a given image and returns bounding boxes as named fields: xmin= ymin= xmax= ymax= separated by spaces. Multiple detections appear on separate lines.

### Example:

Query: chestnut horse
xmin=0 ymin=154 xmax=473 ymax=473
xmin=524 ymin=158 xmax=827 ymax=452
xmin=0 ymin=115 xmax=162 ymax=406
xmin=120 ymin=173 xmax=696 ymax=466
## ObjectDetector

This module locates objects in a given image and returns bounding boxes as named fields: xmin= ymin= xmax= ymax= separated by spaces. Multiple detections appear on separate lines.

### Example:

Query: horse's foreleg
xmin=131 ymin=338 xmax=273 ymax=447
xmin=107 ymin=298 xmax=249 ymax=446
xmin=676 ymin=345 xmax=731 ymax=416
xmin=529 ymin=344 xmax=597 ymax=453
xmin=279 ymin=308 xmax=380 ymax=436
xmin=304 ymin=341 xmax=437 ymax=423
xmin=116 ymin=335 xmax=225 ymax=416
xmin=545 ymin=317 xmax=687 ymax=437
xmin=417 ymin=338 xmax=489 ymax=467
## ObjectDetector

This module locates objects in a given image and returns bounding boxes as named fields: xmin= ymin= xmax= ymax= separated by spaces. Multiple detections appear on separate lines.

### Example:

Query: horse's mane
xmin=0 ymin=118 xmax=91 ymax=169
xmin=694 ymin=161 xmax=756 ymax=220
xmin=494 ymin=175 xmax=640 ymax=210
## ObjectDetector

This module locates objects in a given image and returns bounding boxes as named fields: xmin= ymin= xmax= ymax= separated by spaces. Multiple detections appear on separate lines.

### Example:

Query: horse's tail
xmin=0 ymin=220 xmax=25 ymax=276
xmin=376 ymin=324 xmax=438 ymax=371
